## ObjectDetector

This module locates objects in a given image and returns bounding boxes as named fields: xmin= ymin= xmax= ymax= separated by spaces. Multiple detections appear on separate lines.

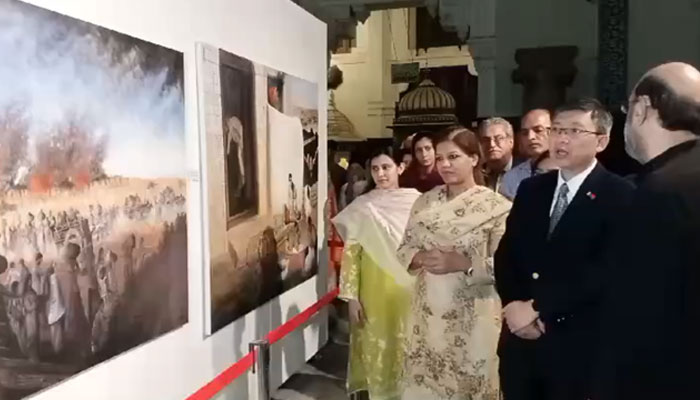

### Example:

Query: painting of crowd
xmin=0 ymin=178 xmax=187 ymax=398
xmin=0 ymin=0 xmax=187 ymax=397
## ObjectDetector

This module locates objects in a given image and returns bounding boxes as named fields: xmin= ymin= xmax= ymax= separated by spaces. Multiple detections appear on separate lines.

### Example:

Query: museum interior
xmin=0 ymin=0 xmax=698 ymax=400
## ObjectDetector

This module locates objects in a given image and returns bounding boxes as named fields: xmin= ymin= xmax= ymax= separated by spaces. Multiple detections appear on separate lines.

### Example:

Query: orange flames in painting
xmin=29 ymin=173 xmax=53 ymax=193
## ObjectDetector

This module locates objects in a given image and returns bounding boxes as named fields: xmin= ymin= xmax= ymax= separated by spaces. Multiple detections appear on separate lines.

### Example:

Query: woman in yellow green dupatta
xmin=397 ymin=126 xmax=511 ymax=400
xmin=333 ymin=148 xmax=421 ymax=400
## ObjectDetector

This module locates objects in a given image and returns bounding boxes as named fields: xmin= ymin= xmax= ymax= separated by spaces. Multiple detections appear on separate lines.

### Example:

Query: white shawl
xmin=332 ymin=188 xmax=420 ymax=288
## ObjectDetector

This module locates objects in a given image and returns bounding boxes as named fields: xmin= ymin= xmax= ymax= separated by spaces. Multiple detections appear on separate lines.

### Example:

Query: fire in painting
xmin=0 ymin=1 xmax=187 ymax=398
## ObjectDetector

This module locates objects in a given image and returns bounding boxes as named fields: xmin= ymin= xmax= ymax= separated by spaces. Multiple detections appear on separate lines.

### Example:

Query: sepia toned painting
xmin=0 ymin=1 xmax=187 ymax=398
xmin=200 ymin=46 xmax=319 ymax=333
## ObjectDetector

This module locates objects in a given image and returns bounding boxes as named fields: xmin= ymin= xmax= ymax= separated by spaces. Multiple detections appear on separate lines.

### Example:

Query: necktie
xmin=549 ymin=183 xmax=570 ymax=235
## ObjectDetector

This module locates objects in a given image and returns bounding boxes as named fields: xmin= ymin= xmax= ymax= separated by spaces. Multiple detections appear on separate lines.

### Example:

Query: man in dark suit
xmin=599 ymin=62 xmax=700 ymax=400
xmin=495 ymin=98 xmax=634 ymax=400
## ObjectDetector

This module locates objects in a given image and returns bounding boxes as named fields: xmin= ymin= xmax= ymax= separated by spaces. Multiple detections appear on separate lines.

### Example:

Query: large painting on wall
xmin=199 ymin=46 xmax=319 ymax=333
xmin=0 ymin=1 xmax=187 ymax=398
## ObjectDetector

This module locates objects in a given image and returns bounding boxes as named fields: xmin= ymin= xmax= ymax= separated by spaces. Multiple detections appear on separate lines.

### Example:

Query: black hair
xmin=404 ymin=131 xmax=437 ymax=177
xmin=634 ymin=74 xmax=700 ymax=136
xmin=363 ymin=147 xmax=401 ymax=193
xmin=434 ymin=125 xmax=485 ymax=186
xmin=410 ymin=131 xmax=436 ymax=158
xmin=554 ymin=97 xmax=613 ymax=135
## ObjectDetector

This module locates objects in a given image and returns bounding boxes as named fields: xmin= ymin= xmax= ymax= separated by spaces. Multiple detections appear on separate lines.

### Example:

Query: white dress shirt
xmin=549 ymin=159 xmax=597 ymax=216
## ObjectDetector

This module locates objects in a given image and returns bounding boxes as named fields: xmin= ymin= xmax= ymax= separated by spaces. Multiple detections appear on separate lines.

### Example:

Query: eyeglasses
xmin=479 ymin=135 xmax=510 ymax=145
xmin=546 ymin=127 xmax=605 ymax=138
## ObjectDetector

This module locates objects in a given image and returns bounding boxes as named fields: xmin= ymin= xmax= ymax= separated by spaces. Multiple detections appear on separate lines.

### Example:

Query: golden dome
xmin=393 ymin=79 xmax=458 ymax=127
xmin=328 ymin=92 xmax=362 ymax=141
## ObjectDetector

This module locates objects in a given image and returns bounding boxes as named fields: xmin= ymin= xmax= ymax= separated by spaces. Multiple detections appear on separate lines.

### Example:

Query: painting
xmin=200 ymin=46 xmax=319 ymax=333
xmin=0 ymin=1 xmax=187 ymax=398
xmin=220 ymin=52 xmax=258 ymax=219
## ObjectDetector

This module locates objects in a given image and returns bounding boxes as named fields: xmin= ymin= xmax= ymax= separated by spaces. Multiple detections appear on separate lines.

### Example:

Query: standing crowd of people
xmin=331 ymin=62 xmax=700 ymax=400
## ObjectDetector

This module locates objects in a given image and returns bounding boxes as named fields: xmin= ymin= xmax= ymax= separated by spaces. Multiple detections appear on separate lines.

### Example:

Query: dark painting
xmin=220 ymin=51 xmax=258 ymax=220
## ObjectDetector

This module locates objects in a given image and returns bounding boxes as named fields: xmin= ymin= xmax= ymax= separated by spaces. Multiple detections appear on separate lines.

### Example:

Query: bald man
xmin=520 ymin=109 xmax=552 ymax=158
xmin=598 ymin=62 xmax=700 ymax=400
xmin=500 ymin=109 xmax=552 ymax=199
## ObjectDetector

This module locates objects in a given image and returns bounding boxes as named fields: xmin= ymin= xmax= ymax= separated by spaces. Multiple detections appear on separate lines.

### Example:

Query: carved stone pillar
xmin=512 ymin=46 xmax=578 ymax=112
xmin=598 ymin=0 xmax=628 ymax=107
xmin=469 ymin=38 xmax=497 ymax=117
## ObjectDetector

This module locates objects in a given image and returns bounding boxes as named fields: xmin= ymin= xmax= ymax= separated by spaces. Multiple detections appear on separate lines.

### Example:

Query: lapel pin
xmin=586 ymin=191 xmax=596 ymax=200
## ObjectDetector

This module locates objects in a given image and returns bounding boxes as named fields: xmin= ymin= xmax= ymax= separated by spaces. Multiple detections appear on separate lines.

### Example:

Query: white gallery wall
xmin=20 ymin=0 xmax=329 ymax=399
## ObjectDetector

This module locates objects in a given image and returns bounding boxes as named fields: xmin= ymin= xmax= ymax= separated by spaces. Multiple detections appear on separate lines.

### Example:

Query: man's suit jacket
xmin=600 ymin=139 xmax=700 ymax=400
xmin=495 ymin=163 xmax=634 ymax=380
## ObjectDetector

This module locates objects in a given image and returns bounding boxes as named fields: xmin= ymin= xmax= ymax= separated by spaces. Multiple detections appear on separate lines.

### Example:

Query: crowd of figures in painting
xmin=0 ymin=182 xmax=186 ymax=367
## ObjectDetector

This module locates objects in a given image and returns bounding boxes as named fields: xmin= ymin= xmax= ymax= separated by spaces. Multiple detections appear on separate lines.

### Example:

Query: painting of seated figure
xmin=199 ymin=44 xmax=320 ymax=334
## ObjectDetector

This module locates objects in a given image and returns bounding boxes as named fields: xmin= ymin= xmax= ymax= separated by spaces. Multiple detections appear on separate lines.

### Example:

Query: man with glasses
xmin=478 ymin=117 xmax=516 ymax=191
xmin=598 ymin=62 xmax=700 ymax=400
xmin=495 ymin=98 xmax=634 ymax=400
xmin=500 ymin=109 xmax=553 ymax=200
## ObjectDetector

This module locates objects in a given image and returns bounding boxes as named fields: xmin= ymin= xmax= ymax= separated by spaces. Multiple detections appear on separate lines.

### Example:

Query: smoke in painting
xmin=0 ymin=1 xmax=187 ymax=398
xmin=200 ymin=47 xmax=319 ymax=333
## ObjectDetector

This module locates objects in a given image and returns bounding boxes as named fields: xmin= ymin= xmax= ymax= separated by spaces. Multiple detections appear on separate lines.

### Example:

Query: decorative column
xmin=470 ymin=38 xmax=497 ymax=118
xmin=598 ymin=0 xmax=629 ymax=107
xmin=466 ymin=0 xmax=497 ymax=117
xmin=366 ymin=10 xmax=397 ymax=137
xmin=512 ymin=46 xmax=578 ymax=112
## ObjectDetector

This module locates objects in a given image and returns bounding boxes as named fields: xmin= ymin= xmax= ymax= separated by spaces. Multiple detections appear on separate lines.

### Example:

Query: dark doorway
xmin=219 ymin=50 xmax=258 ymax=222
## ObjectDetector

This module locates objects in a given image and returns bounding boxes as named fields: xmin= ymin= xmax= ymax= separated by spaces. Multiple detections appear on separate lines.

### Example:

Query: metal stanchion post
xmin=249 ymin=339 xmax=271 ymax=400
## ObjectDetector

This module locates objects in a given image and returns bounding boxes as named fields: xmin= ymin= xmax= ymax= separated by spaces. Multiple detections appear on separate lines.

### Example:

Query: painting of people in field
xmin=0 ymin=1 xmax=187 ymax=398
xmin=199 ymin=46 xmax=319 ymax=333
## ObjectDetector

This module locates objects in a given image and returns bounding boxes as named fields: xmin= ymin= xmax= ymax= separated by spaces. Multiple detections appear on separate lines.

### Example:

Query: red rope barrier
xmin=265 ymin=288 xmax=339 ymax=344
xmin=186 ymin=288 xmax=339 ymax=400
xmin=187 ymin=352 xmax=256 ymax=400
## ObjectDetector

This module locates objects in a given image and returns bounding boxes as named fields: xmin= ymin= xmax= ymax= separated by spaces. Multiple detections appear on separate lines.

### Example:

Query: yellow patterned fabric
xmin=339 ymin=243 xmax=411 ymax=400
xmin=397 ymin=185 xmax=511 ymax=400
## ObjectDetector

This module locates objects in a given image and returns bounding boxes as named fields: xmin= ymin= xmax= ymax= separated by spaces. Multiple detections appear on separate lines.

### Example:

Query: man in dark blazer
xmin=494 ymin=98 xmax=634 ymax=400
xmin=598 ymin=62 xmax=700 ymax=400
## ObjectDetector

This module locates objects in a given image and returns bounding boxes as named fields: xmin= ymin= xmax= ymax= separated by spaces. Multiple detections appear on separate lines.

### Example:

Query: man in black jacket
xmin=599 ymin=62 xmax=700 ymax=400
xmin=495 ymin=98 xmax=634 ymax=400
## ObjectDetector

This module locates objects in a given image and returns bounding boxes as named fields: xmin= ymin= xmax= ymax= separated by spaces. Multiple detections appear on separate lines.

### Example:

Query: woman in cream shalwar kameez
xmin=397 ymin=127 xmax=511 ymax=400
xmin=334 ymin=149 xmax=421 ymax=400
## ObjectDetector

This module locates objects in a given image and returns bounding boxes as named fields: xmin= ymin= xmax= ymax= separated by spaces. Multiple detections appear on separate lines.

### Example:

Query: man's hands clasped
xmin=502 ymin=300 xmax=545 ymax=340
